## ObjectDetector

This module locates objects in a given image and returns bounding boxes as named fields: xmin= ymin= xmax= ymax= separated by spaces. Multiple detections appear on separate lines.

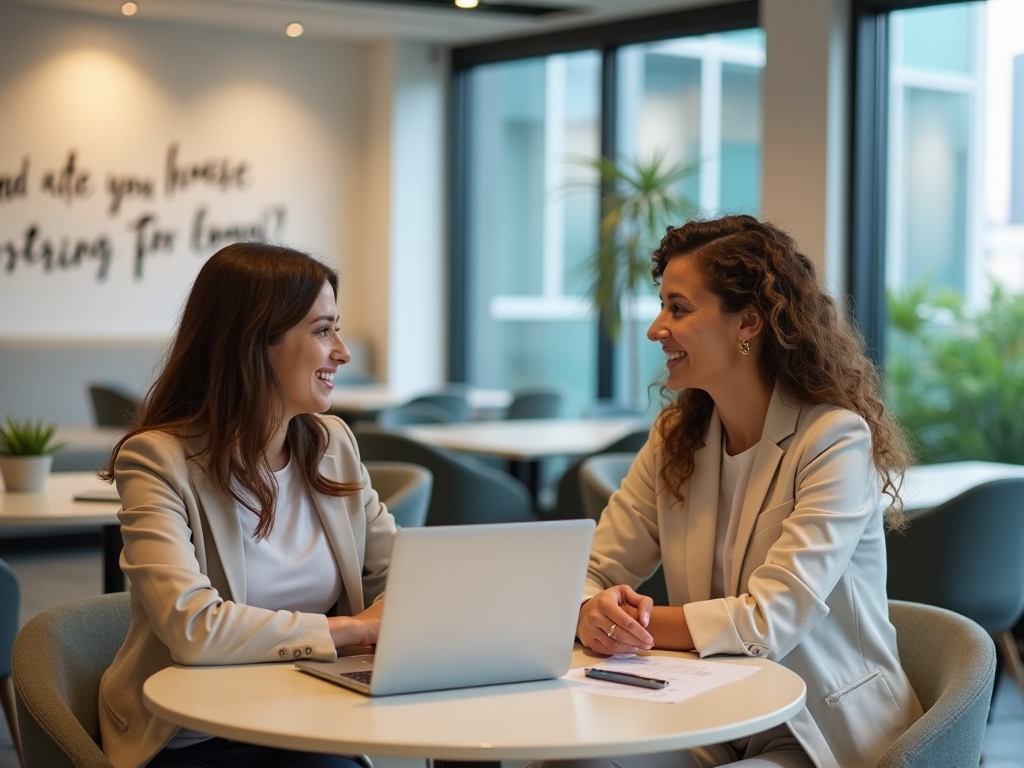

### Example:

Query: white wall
xmin=0 ymin=4 xmax=367 ymax=341
xmin=351 ymin=39 xmax=447 ymax=392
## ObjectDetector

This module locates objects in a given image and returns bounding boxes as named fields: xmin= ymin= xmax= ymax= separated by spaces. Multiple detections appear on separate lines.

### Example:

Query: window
xmin=854 ymin=0 xmax=1024 ymax=465
xmin=452 ymin=9 xmax=765 ymax=415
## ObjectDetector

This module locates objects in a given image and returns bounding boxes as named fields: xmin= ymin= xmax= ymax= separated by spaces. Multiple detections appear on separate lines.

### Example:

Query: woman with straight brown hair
xmin=98 ymin=243 xmax=396 ymax=768
xmin=538 ymin=216 xmax=921 ymax=768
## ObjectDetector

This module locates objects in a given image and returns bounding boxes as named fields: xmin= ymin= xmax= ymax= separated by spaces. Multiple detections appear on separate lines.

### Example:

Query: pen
xmin=584 ymin=668 xmax=670 ymax=689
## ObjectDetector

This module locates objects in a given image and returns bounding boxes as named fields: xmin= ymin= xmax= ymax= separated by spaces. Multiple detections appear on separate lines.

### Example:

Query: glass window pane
xmin=898 ymin=4 xmax=974 ymax=75
xmin=884 ymin=1 xmax=1024 ymax=466
xmin=613 ymin=29 xmax=765 ymax=408
xmin=464 ymin=52 xmax=601 ymax=417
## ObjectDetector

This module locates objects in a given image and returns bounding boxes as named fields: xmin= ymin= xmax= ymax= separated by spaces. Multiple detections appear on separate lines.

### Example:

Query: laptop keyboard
xmin=339 ymin=670 xmax=373 ymax=685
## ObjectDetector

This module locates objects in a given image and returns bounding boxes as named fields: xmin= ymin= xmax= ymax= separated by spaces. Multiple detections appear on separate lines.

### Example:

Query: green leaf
xmin=0 ymin=417 xmax=68 ymax=456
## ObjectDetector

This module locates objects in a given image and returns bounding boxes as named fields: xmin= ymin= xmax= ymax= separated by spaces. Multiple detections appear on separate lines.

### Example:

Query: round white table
xmin=143 ymin=647 xmax=806 ymax=763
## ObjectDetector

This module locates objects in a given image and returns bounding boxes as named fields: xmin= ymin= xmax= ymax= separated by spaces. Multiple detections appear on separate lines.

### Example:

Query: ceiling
xmin=2 ymin=0 xmax=734 ymax=44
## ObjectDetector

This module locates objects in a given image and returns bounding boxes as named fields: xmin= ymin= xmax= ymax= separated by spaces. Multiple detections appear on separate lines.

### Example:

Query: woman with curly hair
xmin=550 ymin=216 xmax=921 ymax=768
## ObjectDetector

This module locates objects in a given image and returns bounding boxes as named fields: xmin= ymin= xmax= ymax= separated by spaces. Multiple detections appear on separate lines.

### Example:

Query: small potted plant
xmin=0 ymin=418 xmax=68 ymax=492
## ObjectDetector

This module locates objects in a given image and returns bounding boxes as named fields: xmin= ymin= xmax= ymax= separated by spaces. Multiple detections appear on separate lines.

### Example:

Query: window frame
xmin=448 ymin=1 xmax=760 ymax=396
xmin=848 ymin=0 xmax=986 ymax=365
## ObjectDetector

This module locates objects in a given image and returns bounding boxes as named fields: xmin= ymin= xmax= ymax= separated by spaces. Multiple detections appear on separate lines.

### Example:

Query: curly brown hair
xmin=652 ymin=215 xmax=910 ymax=526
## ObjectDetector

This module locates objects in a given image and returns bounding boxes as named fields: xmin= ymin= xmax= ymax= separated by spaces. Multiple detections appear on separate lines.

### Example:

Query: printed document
xmin=567 ymin=654 xmax=761 ymax=704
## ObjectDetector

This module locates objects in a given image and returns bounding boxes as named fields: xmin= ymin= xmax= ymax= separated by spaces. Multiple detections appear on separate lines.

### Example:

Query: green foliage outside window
xmin=886 ymin=284 xmax=1024 ymax=465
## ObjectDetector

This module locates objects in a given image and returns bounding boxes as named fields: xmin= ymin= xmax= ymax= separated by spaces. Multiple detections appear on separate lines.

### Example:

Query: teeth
xmin=666 ymin=351 xmax=685 ymax=360
xmin=316 ymin=371 xmax=334 ymax=383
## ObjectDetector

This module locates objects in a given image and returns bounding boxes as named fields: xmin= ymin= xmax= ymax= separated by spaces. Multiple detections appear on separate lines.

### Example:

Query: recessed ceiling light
xmin=286 ymin=22 xmax=304 ymax=37
xmin=121 ymin=2 xmax=138 ymax=16
xmin=455 ymin=0 xmax=479 ymax=8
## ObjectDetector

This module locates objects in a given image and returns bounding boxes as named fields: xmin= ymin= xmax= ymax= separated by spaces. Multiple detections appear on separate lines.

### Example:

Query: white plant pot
xmin=0 ymin=454 xmax=54 ymax=492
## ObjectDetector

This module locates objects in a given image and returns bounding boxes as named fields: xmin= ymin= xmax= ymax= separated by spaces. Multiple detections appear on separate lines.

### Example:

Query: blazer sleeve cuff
xmin=684 ymin=599 xmax=767 ymax=658
xmin=274 ymin=612 xmax=336 ymax=662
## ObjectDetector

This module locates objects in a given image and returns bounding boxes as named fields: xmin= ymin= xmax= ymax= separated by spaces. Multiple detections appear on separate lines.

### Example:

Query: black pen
xmin=584 ymin=668 xmax=670 ymax=689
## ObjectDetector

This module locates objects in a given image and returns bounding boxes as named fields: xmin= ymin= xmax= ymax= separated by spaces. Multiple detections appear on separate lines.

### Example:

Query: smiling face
xmin=268 ymin=280 xmax=351 ymax=423
xmin=647 ymin=255 xmax=752 ymax=393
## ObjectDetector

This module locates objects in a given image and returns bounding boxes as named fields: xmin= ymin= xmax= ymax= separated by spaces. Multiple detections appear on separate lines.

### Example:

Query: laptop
xmin=295 ymin=518 xmax=595 ymax=696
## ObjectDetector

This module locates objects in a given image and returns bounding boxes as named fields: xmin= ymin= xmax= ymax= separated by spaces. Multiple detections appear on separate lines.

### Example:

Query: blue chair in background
xmin=1 ymin=557 xmax=22 ymax=766
xmin=886 ymin=477 xmax=1024 ymax=702
xmin=354 ymin=427 xmax=534 ymax=526
xmin=376 ymin=402 xmax=455 ymax=427
xmin=506 ymin=387 xmax=563 ymax=420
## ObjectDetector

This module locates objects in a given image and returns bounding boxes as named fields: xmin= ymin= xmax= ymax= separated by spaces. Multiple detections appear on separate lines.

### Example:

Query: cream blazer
xmin=98 ymin=415 xmax=396 ymax=768
xmin=584 ymin=388 xmax=922 ymax=768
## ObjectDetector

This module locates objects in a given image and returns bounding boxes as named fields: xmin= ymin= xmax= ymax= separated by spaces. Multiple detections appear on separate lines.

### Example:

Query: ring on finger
xmin=606 ymin=624 xmax=617 ymax=639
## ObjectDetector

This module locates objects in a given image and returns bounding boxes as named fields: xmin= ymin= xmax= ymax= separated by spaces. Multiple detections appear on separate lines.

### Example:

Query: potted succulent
xmin=0 ymin=418 xmax=68 ymax=492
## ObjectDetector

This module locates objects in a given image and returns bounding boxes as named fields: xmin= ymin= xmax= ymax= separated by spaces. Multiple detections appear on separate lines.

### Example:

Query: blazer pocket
xmin=825 ymin=668 xmax=893 ymax=708
xmin=752 ymin=499 xmax=795 ymax=534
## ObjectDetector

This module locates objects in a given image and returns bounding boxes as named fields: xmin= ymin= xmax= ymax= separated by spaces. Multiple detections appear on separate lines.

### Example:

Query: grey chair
xmin=506 ymin=387 xmax=563 ymax=420
xmin=886 ymin=477 xmax=1024 ymax=701
xmin=376 ymin=402 xmax=455 ymax=427
xmin=12 ymin=593 xmax=375 ymax=768
xmin=12 ymin=592 xmax=129 ymax=768
xmin=353 ymin=427 xmax=535 ymax=526
xmin=405 ymin=392 xmax=470 ymax=423
xmin=1 ymin=557 xmax=22 ymax=767
xmin=577 ymin=451 xmax=668 ymax=607
xmin=364 ymin=461 xmax=433 ymax=528
xmin=875 ymin=600 xmax=996 ymax=768
xmin=552 ymin=429 xmax=649 ymax=521
xmin=87 ymin=384 xmax=139 ymax=429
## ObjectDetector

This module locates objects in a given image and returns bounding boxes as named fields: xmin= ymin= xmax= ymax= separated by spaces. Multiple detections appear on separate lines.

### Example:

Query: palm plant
xmin=574 ymin=151 xmax=698 ymax=405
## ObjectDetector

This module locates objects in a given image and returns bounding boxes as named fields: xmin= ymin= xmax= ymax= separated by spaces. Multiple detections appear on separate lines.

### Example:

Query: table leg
xmin=508 ymin=459 xmax=540 ymax=505
xmin=102 ymin=523 xmax=125 ymax=593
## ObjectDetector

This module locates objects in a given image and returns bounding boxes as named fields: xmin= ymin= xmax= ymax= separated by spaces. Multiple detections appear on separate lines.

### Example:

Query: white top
xmin=143 ymin=647 xmax=806 ymax=761
xmin=711 ymin=442 xmax=758 ymax=600
xmin=239 ymin=459 xmax=342 ymax=614
xmin=169 ymin=461 xmax=342 ymax=749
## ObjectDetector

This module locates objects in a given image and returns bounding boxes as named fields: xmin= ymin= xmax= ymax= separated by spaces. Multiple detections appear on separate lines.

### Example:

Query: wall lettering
xmin=40 ymin=151 xmax=91 ymax=203
xmin=2 ymin=225 xmax=112 ymax=280
xmin=0 ymin=158 xmax=29 ymax=203
xmin=0 ymin=143 xmax=285 ymax=284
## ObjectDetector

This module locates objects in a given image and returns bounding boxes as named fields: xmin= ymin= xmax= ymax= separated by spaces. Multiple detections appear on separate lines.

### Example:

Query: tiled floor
xmin=0 ymin=538 xmax=1021 ymax=768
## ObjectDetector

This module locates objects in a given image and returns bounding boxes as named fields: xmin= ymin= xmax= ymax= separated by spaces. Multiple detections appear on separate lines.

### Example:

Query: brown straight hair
xmin=103 ymin=242 xmax=361 ymax=539
xmin=651 ymin=216 xmax=911 ymax=528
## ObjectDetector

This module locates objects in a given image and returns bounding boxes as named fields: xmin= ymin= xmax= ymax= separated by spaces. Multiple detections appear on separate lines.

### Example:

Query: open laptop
xmin=295 ymin=518 xmax=594 ymax=696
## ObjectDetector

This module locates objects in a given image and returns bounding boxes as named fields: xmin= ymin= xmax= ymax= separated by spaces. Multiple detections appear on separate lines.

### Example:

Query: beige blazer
xmin=584 ymin=388 xmax=922 ymax=768
xmin=98 ymin=415 xmax=396 ymax=768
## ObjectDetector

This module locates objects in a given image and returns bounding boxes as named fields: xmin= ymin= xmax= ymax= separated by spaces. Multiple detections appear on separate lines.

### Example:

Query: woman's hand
xmin=577 ymin=586 xmax=654 ymax=655
xmin=327 ymin=600 xmax=384 ymax=648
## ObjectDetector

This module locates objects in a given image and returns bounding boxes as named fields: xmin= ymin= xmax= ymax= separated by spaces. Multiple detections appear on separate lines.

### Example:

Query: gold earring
xmin=738 ymin=338 xmax=750 ymax=356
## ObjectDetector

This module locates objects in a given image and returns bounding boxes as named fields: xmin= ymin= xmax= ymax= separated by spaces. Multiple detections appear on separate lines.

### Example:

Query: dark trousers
xmin=147 ymin=737 xmax=365 ymax=768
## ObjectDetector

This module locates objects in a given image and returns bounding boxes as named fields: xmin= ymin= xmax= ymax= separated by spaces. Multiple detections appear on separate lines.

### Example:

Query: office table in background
xmin=901 ymin=461 xmax=1024 ymax=514
xmin=144 ymin=646 xmax=806 ymax=766
xmin=403 ymin=417 xmax=650 ymax=497
xmin=330 ymin=385 xmax=512 ymax=421
xmin=0 ymin=471 xmax=123 ymax=593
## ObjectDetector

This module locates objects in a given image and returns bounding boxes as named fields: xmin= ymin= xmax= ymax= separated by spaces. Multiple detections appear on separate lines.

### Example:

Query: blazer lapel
xmin=313 ymin=452 xmax=365 ymax=616
xmin=190 ymin=462 xmax=248 ymax=604
xmin=727 ymin=387 xmax=800 ymax=595
xmin=685 ymin=412 xmax=721 ymax=604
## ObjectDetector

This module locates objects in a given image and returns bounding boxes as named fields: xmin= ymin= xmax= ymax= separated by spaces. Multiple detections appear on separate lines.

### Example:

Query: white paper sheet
xmin=566 ymin=654 xmax=761 ymax=704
